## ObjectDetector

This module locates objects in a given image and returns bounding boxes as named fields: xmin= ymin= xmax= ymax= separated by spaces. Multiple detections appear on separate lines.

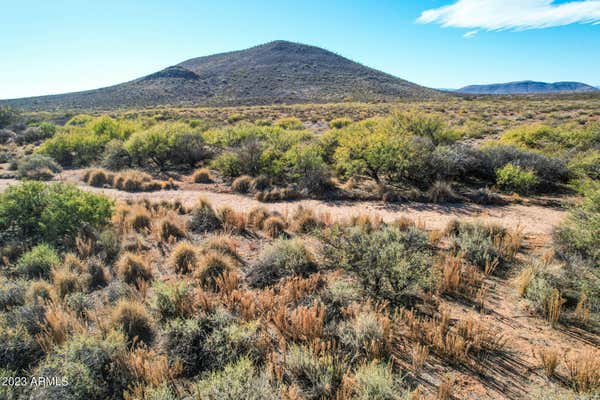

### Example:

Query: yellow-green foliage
xmin=499 ymin=123 xmax=600 ymax=155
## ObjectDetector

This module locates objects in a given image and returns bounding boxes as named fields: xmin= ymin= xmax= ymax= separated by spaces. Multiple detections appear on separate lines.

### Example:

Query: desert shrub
xmin=554 ymin=189 xmax=600 ymax=269
xmin=352 ymin=361 xmax=404 ymax=400
xmin=212 ymin=152 xmax=243 ymax=178
xmin=496 ymin=163 xmax=539 ymax=194
xmin=157 ymin=218 xmax=187 ymax=241
xmin=129 ymin=206 xmax=152 ymax=232
xmin=262 ymin=215 xmax=286 ymax=238
xmin=0 ymin=106 xmax=18 ymax=129
xmin=194 ymin=357 xmax=278 ymax=399
xmin=25 ymin=280 xmax=53 ymax=304
xmin=0 ymin=128 xmax=16 ymax=144
xmin=162 ymin=317 xmax=214 ymax=376
xmin=426 ymin=181 xmax=460 ymax=203
xmin=116 ymin=252 xmax=153 ymax=285
xmin=481 ymin=145 xmax=569 ymax=188
xmin=337 ymin=308 xmax=391 ymax=360
xmin=15 ymin=125 xmax=56 ymax=145
xmin=64 ymin=292 xmax=95 ymax=317
xmin=232 ymin=175 xmax=253 ymax=193
xmin=275 ymin=117 xmax=304 ymax=130
xmin=203 ymin=235 xmax=239 ymax=260
xmin=321 ymin=225 xmax=433 ymax=305
xmin=17 ymin=154 xmax=62 ymax=180
xmin=321 ymin=279 xmax=362 ymax=322
xmin=187 ymin=199 xmax=221 ymax=232
xmin=448 ymin=221 xmax=514 ymax=271
xmin=205 ymin=320 xmax=265 ymax=369
xmin=192 ymin=167 xmax=212 ymax=183
xmin=111 ymin=300 xmax=154 ymax=345
xmin=283 ymin=345 xmax=344 ymax=400
xmin=333 ymin=116 xmax=438 ymax=186
xmin=169 ymin=241 xmax=198 ymax=274
xmin=97 ymin=228 xmax=121 ymax=263
xmin=152 ymin=281 xmax=195 ymax=320
xmin=0 ymin=323 xmax=43 ymax=372
xmin=247 ymin=207 xmax=270 ymax=230
xmin=52 ymin=333 xmax=130 ymax=398
xmin=499 ymin=123 xmax=600 ymax=155
xmin=15 ymin=244 xmax=60 ymax=279
xmin=125 ymin=123 xmax=208 ymax=169
xmin=284 ymin=144 xmax=331 ymax=193
xmin=291 ymin=206 xmax=324 ymax=233
xmin=568 ymin=150 xmax=600 ymax=182
xmin=52 ymin=267 xmax=83 ymax=299
xmin=329 ymin=117 xmax=352 ymax=129
xmin=0 ymin=181 xmax=113 ymax=247
xmin=103 ymin=281 xmax=134 ymax=305
xmin=26 ymin=358 xmax=99 ymax=399
xmin=100 ymin=139 xmax=131 ymax=171
xmin=247 ymin=239 xmax=316 ymax=288
xmin=0 ymin=279 xmax=26 ymax=310
xmin=38 ymin=130 xmax=109 ymax=167
xmin=194 ymin=251 xmax=237 ymax=290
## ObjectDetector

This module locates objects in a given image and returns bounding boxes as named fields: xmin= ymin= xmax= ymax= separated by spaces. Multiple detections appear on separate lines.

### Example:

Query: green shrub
xmin=100 ymin=139 xmax=131 ymax=171
xmin=283 ymin=345 xmax=344 ymax=400
xmin=17 ymin=154 xmax=62 ymax=180
xmin=16 ymin=244 xmax=60 ymax=279
xmin=337 ymin=309 xmax=390 ymax=360
xmin=152 ymin=281 xmax=195 ymax=320
xmin=0 ymin=181 xmax=114 ymax=247
xmin=496 ymin=163 xmax=539 ymax=194
xmin=212 ymin=152 xmax=243 ymax=178
xmin=321 ymin=225 xmax=433 ymax=305
xmin=163 ymin=317 xmax=213 ymax=376
xmin=248 ymin=239 xmax=317 ymax=288
xmin=205 ymin=320 xmax=265 ymax=369
xmin=0 ymin=106 xmax=18 ymax=129
xmin=0 ymin=323 xmax=43 ymax=372
xmin=194 ymin=357 xmax=278 ymax=400
xmin=284 ymin=144 xmax=331 ymax=193
xmin=125 ymin=123 xmax=208 ymax=169
xmin=0 ymin=278 xmax=26 ymax=310
xmin=37 ymin=130 xmax=109 ymax=167
xmin=554 ymin=189 xmax=600 ymax=268
xmin=352 ymin=361 xmax=404 ymax=400
xmin=275 ymin=116 xmax=304 ymax=130
xmin=26 ymin=359 xmax=99 ymax=399
xmin=568 ymin=149 xmax=600 ymax=181
xmin=329 ymin=117 xmax=352 ymax=129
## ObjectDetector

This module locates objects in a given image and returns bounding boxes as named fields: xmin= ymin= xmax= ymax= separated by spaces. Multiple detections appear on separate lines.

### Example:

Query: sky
xmin=1 ymin=0 xmax=599 ymax=99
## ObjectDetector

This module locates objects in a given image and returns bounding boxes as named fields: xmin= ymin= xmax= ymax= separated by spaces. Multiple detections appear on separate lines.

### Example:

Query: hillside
xmin=0 ymin=41 xmax=442 ymax=111
xmin=457 ymin=80 xmax=599 ymax=95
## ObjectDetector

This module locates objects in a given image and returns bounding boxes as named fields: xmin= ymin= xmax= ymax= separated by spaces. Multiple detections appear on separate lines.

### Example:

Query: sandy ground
xmin=0 ymin=174 xmax=566 ymax=242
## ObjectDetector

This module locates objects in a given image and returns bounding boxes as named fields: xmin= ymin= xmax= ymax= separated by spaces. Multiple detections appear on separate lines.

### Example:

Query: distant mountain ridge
xmin=0 ymin=41 xmax=442 ymax=111
xmin=457 ymin=81 xmax=599 ymax=95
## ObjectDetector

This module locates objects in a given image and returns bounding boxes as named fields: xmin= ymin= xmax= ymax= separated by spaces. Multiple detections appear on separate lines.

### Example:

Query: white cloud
xmin=418 ymin=0 xmax=600 ymax=31
xmin=463 ymin=30 xmax=478 ymax=38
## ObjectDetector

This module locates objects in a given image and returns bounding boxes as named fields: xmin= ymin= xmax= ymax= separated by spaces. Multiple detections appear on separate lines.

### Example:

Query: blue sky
xmin=1 ymin=0 xmax=599 ymax=99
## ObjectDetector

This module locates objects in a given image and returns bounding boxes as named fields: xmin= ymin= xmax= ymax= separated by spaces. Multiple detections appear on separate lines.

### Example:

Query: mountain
xmin=1 ymin=41 xmax=442 ymax=111
xmin=457 ymin=81 xmax=599 ymax=95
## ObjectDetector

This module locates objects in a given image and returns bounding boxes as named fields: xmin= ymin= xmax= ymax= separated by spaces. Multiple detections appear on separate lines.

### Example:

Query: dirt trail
xmin=0 ymin=176 xmax=566 ymax=240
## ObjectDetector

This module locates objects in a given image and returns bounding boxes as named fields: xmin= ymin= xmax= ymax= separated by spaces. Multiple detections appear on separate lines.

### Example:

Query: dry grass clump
xmin=37 ymin=302 xmax=85 ymax=349
xmin=247 ymin=206 xmax=270 ymax=230
xmin=84 ymin=168 xmax=165 ymax=192
xmin=168 ymin=242 xmax=198 ymax=274
xmin=427 ymin=181 xmax=460 ymax=203
xmin=203 ymin=235 xmax=239 ymax=260
xmin=263 ymin=215 xmax=287 ymax=238
xmin=290 ymin=206 xmax=324 ymax=234
xmin=51 ymin=267 xmax=83 ymax=299
xmin=535 ymin=347 xmax=559 ymax=377
xmin=564 ymin=351 xmax=600 ymax=393
xmin=157 ymin=217 xmax=187 ymax=242
xmin=129 ymin=206 xmax=152 ymax=232
xmin=84 ymin=168 xmax=110 ymax=187
xmin=256 ymin=187 xmax=300 ymax=202
xmin=217 ymin=207 xmax=246 ymax=233
xmin=271 ymin=301 xmax=325 ymax=342
xmin=437 ymin=254 xmax=482 ymax=300
xmin=26 ymin=280 xmax=54 ymax=303
xmin=231 ymin=175 xmax=253 ymax=193
xmin=116 ymin=252 xmax=153 ymax=286
xmin=187 ymin=198 xmax=222 ymax=232
xmin=193 ymin=251 xmax=237 ymax=290
xmin=111 ymin=300 xmax=154 ymax=345
xmin=348 ymin=213 xmax=383 ymax=232
xmin=192 ymin=168 xmax=212 ymax=183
